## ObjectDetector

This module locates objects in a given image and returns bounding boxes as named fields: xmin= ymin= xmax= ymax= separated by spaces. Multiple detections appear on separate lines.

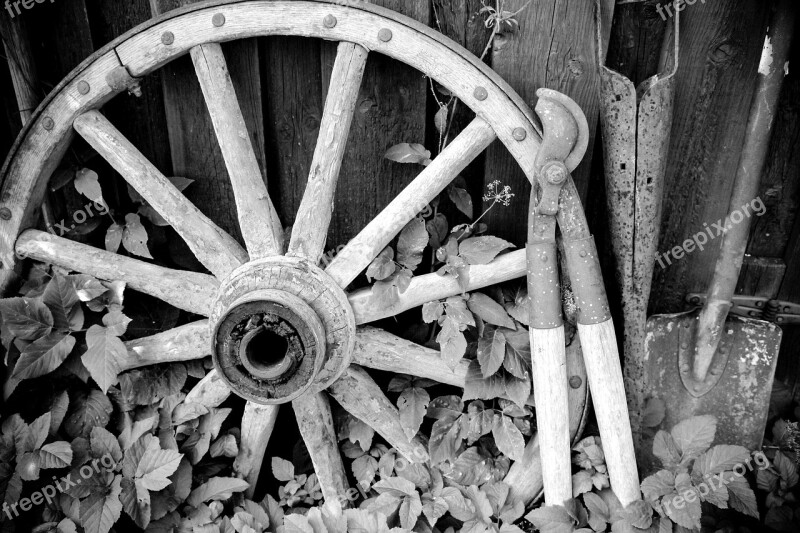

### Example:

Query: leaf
xmin=397 ymin=217 xmax=428 ymax=272
xmin=384 ymin=143 xmax=432 ymax=165
xmin=0 ymin=297 xmax=53 ymax=340
xmin=43 ymin=275 xmax=81 ymax=331
xmin=641 ymin=397 xmax=666 ymax=429
xmin=13 ymin=332 xmax=75 ymax=380
xmin=80 ymin=474 xmax=123 ymax=533
xmin=91 ymin=427 xmax=123 ymax=464
xmin=122 ymin=213 xmax=153 ymax=259
xmin=105 ymin=223 xmax=123 ymax=253
xmin=422 ymin=301 xmax=444 ymax=323
xmin=398 ymin=493 xmax=422 ymax=529
xmin=120 ymin=477 xmax=151 ymax=529
xmin=468 ymin=294 xmax=515 ymax=329
xmin=726 ymin=476 xmax=759 ymax=518
xmin=135 ymin=446 xmax=183 ymax=491
xmin=449 ymin=187 xmax=473 ymax=219
xmin=69 ymin=275 xmax=107 ymax=302
xmin=572 ymin=470 xmax=593 ymax=497
xmin=103 ymin=308 xmax=132 ymax=337
xmin=492 ymin=415 xmax=524 ymax=461
xmin=74 ymin=168 xmax=105 ymax=205
xmin=187 ymin=477 xmax=249 ymax=507
xmin=210 ymin=434 xmax=238 ymax=458
xmin=352 ymin=454 xmax=378 ymax=489
xmin=583 ymin=492 xmax=610 ymax=531
xmin=429 ymin=416 xmax=464 ymax=464
xmin=502 ymin=328 xmax=531 ymax=380
xmin=138 ymin=204 xmax=169 ymax=227
xmin=774 ymin=451 xmax=799 ymax=487
xmin=640 ymin=470 xmax=675 ymax=502
xmin=374 ymin=477 xmax=417 ymax=498
xmin=272 ymin=457 xmax=295 ymax=482
xmin=397 ymin=387 xmax=430 ymax=440
xmin=64 ymin=390 xmax=113 ymax=439
xmin=525 ymin=504 xmax=577 ymax=533
xmin=670 ymin=415 xmax=716 ymax=461
xmin=367 ymin=247 xmax=396 ymax=282
xmin=458 ymin=236 xmax=514 ymax=265
xmin=692 ymin=445 xmax=751 ymax=477
xmin=49 ymin=391 xmax=70 ymax=435
xmin=652 ymin=430 xmax=681 ymax=468
xmin=436 ymin=318 xmax=467 ymax=369
xmin=82 ymin=325 xmax=127 ymax=393
xmin=39 ymin=441 xmax=73 ymax=468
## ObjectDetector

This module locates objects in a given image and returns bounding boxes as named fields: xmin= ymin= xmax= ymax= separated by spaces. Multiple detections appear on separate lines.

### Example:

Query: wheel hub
xmin=210 ymin=257 xmax=356 ymax=404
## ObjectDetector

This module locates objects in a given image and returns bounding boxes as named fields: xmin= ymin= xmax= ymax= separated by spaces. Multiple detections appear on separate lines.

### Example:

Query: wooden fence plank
xmin=482 ymin=0 xmax=615 ymax=245
xmin=320 ymin=0 xmax=431 ymax=251
xmin=151 ymin=0 xmax=267 ymax=268
xmin=649 ymin=0 xmax=771 ymax=314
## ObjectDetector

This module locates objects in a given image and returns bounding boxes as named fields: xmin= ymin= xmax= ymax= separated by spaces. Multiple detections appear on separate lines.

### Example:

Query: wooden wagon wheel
xmin=0 ymin=0 xmax=590 ymax=514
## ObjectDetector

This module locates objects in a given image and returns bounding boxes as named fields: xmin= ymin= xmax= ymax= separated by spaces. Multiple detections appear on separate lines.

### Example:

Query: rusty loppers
xmin=528 ymin=89 xmax=640 ymax=507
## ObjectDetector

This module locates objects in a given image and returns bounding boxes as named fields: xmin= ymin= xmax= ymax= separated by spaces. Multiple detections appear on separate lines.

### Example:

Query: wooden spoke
xmin=293 ymin=392 xmax=349 ymax=516
xmin=352 ymin=327 xmax=468 ymax=387
xmin=348 ymin=249 xmax=526 ymax=324
xmin=287 ymin=42 xmax=369 ymax=263
xmin=326 ymin=118 xmax=497 ymax=288
xmin=16 ymin=230 xmax=217 ymax=315
xmin=234 ymin=402 xmax=280 ymax=499
xmin=185 ymin=369 xmax=232 ymax=409
xmin=122 ymin=321 xmax=210 ymax=372
xmin=329 ymin=365 xmax=429 ymax=463
xmin=191 ymin=43 xmax=283 ymax=259
xmin=73 ymin=111 xmax=248 ymax=278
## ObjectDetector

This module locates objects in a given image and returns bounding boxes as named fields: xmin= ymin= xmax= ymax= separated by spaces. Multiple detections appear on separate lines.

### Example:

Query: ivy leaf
xmin=427 ymin=213 xmax=449 ymax=249
xmin=103 ymin=308 xmax=131 ymax=337
xmin=572 ymin=470 xmax=593 ymax=497
xmin=773 ymin=451 xmax=799 ymax=487
xmin=43 ymin=275 xmax=81 ymax=331
xmin=38 ymin=441 xmax=73 ymax=469
xmin=726 ymin=476 xmax=759 ymax=518
xmin=384 ymin=143 xmax=432 ymax=166
xmin=105 ymin=223 xmax=123 ymax=253
xmin=91 ymin=427 xmax=123 ymax=465
xmin=670 ymin=415 xmax=716 ymax=461
xmin=0 ymin=297 xmax=53 ymax=340
xmin=122 ymin=213 xmax=153 ymax=259
xmin=692 ymin=445 xmax=751 ymax=477
xmin=49 ymin=391 xmax=70 ymax=436
xmin=525 ymin=504 xmax=577 ymax=533
xmin=422 ymin=301 xmax=444 ymax=323
xmin=13 ymin=332 xmax=75 ymax=380
xmin=352 ymin=454 xmax=378 ymax=489
xmin=663 ymin=473 xmax=701 ymax=529
xmin=436 ymin=318 xmax=467 ymax=369
xmin=502 ymin=328 xmax=531 ymax=380
xmin=64 ymin=390 xmax=113 ymax=439
xmin=272 ymin=457 xmax=295 ymax=482
xmin=82 ymin=325 xmax=127 ymax=393
xmin=640 ymin=470 xmax=675 ymax=502
xmin=449 ymin=187 xmax=473 ymax=218
xmin=468 ymin=293 xmax=515 ymax=329
xmin=398 ymin=492 xmax=423 ymax=529
xmin=429 ymin=415 xmax=465 ymax=464
xmin=583 ymin=492 xmax=610 ymax=531
xmin=187 ymin=477 xmax=249 ymax=507
xmin=74 ymin=168 xmax=105 ymax=205
xmin=135 ymin=446 xmax=183 ymax=491
xmin=396 ymin=217 xmax=428 ymax=272
xmin=366 ymin=247 xmax=396 ymax=282
xmin=434 ymin=105 xmax=449 ymax=135
xmin=652 ymin=430 xmax=681 ymax=469
xmin=120 ymin=477 xmax=151 ymax=529
xmin=79 ymin=474 xmax=123 ymax=533
xmin=458 ymin=236 xmax=514 ymax=265
xmin=492 ymin=415 xmax=524 ymax=461
xmin=397 ymin=387 xmax=430 ymax=440
xmin=641 ymin=397 xmax=666 ymax=429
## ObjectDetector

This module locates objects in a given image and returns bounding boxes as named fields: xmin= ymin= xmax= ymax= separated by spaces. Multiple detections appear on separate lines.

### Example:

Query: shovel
xmin=641 ymin=0 xmax=795 ymax=471
xmin=595 ymin=0 xmax=679 ymax=452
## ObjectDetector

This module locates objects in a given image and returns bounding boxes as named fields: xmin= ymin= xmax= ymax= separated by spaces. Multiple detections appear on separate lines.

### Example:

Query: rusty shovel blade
xmin=639 ymin=312 xmax=782 ymax=474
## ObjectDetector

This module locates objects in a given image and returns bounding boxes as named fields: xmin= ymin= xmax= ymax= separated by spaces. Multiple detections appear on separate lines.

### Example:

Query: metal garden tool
xmin=595 ymin=0 xmax=679 ymax=452
xmin=641 ymin=0 xmax=795 ymax=470
xmin=529 ymin=89 xmax=640 ymax=507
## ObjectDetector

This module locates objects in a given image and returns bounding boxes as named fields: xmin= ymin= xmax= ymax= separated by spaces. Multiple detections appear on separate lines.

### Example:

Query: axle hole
xmin=241 ymin=327 xmax=292 ymax=379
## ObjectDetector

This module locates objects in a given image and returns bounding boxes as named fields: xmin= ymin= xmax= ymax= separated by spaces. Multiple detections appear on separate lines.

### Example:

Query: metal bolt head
xmin=42 ymin=117 xmax=54 ymax=131
xmin=212 ymin=13 xmax=226 ymax=27
xmin=378 ymin=28 xmax=393 ymax=42
xmin=512 ymin=128 xmax=527 ymax=141
xmin=569 ymin=376 xmax=583 ymax=389
xmin=77 ymin=81 xmax=90 ymax=95
xmin=579 ymin=250 xmax=588 ymax=258
xmin=161 ymin=31 xmax=175 ymax=45
xmin=540 ymin=253 xmax=548 ymax=263
xmin=542 ymin=161 xmax=567 ymax=185
xmin=474 ymin=86 xmax=488 ymax=101
xmin=323 ymin=14 xmax=337 ymax=28
xmin=0 ymin=207 xmax=11 ymax=221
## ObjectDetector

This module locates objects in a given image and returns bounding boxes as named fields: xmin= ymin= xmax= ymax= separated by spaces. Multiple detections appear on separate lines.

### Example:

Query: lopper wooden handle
xmin=579 ymin=319 xmax=641 ymax=506
xmin=530 ymin=326 xmax=573 ymax=505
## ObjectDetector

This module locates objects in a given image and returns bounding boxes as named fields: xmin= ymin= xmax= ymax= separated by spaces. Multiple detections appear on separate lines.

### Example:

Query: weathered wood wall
xmin=0 ymin=0 xmax=797 ymax=381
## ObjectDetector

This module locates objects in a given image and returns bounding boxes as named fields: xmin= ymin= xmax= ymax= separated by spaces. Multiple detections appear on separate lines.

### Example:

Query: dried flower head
xmin=483 ymin=180 xmax=515 ymax=206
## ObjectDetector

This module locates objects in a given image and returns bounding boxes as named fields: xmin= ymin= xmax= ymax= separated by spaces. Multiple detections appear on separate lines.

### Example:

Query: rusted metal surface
xmin=641 ymin=313 xmax=782 ymax=474
xmin=595 ymin=0 xmax=679 ymax=448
